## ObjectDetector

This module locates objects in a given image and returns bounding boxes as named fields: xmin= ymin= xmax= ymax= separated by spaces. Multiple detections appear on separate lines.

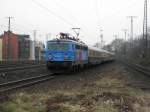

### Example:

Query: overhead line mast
xmin=100 ymin=29 xmax=103 ymax=48
xmin=6 ymin=17 xmax=13 ymax=60
xmin=143 ymin=0 xmax=148 ymax=57
xmin=122 ymin=29 xmax=128 ymax=56
xmin=6 ymin=17 xmax=13 ymax=32
xmin=127 ymin=16 xmax=137 ymax=47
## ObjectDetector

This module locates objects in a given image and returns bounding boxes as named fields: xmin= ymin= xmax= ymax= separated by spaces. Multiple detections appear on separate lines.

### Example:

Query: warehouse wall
xmin=30 ymin=41 xmax=35 ymax=60
xmin=35 ymin=41 xmax=45 ymax=61
xmin=17 ymin=34 xmax=30 ymax=61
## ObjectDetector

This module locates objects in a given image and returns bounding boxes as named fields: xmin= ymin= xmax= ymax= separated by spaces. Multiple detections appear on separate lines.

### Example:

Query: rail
xmin=121 ymin=61 xmax=150 ymax=76
xmin=0 ymin=64 xmax=46 ymax=73
xmin=0 ymin=63 xmax=44 ymax=68
xmin=0 ymin=73 xmax=54 ymax=94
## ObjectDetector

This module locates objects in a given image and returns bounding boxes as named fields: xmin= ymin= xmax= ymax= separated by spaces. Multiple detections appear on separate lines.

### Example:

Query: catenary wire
xmin=31 ymin=0 xmax=74 ymax=28
xmin=31 ymin=0 xmax=92 ymax=41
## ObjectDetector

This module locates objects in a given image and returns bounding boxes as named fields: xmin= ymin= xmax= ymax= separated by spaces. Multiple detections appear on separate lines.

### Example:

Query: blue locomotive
xmin=45 ymin=33 xmax=88 ymax=70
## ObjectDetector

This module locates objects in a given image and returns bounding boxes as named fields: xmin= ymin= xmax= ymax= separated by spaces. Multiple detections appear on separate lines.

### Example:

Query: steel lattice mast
xmin=143 ymin=0 xmax=148 ymax=57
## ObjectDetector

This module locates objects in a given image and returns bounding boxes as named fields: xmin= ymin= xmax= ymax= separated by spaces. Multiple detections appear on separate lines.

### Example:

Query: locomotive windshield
xmin=47 ymin=42 xmax=69 ymax=51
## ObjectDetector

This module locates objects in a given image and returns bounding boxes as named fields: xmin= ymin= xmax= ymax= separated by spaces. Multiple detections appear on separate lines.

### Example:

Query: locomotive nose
xmin=47 ymin=52 xmax=73 ymax=61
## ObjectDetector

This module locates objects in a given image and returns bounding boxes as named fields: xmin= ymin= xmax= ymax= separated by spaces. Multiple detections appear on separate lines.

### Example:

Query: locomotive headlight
xmin=48 ymin=55 xmax=53 ymax=60
xmin=64 ymin=55 xmax=68 ymax=59
xmin=64 ymin=55 xmax=71 ymax=60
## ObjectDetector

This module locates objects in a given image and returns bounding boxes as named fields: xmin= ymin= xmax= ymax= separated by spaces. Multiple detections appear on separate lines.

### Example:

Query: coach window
xmin=72 ymin=44 xmax=74 ymax=50
xmin=79 ymin=45 xmax=81 ymax=50
xmin=79 ymin=46 xmax=82 ymax=50
xmin=86 ymin=47 xmax=88 ymax=51
xmin=75 ymin=45 xmax=80 ymax=49
xmin=83 ymin=47 xmax=87 ymax=51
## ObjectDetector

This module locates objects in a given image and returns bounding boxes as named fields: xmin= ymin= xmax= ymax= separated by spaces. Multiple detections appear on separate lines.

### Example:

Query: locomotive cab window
xmin=48 ymin=42 xmax=69 ymax=51
xmin=75 ymin=44 xmax=87 ymax=51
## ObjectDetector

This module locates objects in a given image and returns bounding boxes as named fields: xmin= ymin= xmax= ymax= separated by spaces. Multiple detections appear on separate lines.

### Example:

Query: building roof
xmin=17 ymin=34 xmax=30 ymax=37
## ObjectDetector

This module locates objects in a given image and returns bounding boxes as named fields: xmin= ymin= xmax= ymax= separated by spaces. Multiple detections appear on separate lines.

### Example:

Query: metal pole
xmin=33 ymin=30 xmax=36 ymax=60
xmin=127 ymin=16 xmax=137 ymax=48
xmin=114 ymin=35 xmax=118 ymax=55
xmin=143 ymin=0 xmax=148 ymax=57
xmin=100 ymin=29 xmax=103 ymax=49
xmin=6 ymin=17 xmax=13 ymax=31
xmin=6 ymin=17 xmax=13 ymax=61
xmin=122 ymin=29 xmax=128 ymax=56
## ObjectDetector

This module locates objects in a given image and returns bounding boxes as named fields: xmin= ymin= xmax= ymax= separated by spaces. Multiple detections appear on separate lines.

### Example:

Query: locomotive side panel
xmin=75 ymin=45 xmax=88 ymax=65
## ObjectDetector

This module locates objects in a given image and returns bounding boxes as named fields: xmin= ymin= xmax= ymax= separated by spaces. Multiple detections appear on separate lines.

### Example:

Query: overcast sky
xmin=0 ymin=0 xmax=148 ymax=45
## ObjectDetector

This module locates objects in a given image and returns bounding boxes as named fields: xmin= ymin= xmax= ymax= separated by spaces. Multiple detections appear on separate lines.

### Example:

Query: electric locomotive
xmin=45 ymin=33 xmax=88 ymax=70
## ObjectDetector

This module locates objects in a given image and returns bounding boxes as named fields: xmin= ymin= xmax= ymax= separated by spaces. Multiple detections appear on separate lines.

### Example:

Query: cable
xmin=31 ymin=0 xmax=92 ymax=41
xmin=51 ymin=0 xmax=79 ymax=25
xmin=0 ymin=25 xmax=7 ymax=32
xmin=31 ymin=0 xmax=74 ymax=27
xmin=51 ymin=0 xmax=90 ymax=32
xmin=14 ymin=24 xmax=32 ymax=32
xmin=93 ymin=0 xmax=101 ymax=26
xmin=101 ymin=0 xmax=137 ymax=21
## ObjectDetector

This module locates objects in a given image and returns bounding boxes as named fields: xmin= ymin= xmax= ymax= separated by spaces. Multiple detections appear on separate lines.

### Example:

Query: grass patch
xmin=0 ymin=93 xmax=46 ymax=112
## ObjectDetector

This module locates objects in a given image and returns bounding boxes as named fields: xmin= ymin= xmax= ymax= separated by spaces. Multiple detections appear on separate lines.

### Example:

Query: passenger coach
xmin=88 ymin=46 xmax=114 ymax=65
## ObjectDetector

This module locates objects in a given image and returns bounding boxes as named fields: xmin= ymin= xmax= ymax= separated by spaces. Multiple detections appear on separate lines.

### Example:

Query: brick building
xmin=2 ymin=31 xmax=19 ymax=61
xmin=1 ymin=31 xmax=44 ymax=61
xmin=1 ymin=31 xmax=31 ymax=62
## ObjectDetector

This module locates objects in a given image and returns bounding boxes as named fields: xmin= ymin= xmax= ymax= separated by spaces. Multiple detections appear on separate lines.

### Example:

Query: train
xmin=45 ymin=33 xmax=114 ymax=70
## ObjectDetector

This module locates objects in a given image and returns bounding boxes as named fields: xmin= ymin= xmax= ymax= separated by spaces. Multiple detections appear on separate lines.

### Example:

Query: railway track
xmin=0 ymin=61 xmax=45 ymax=68
xmin=0 ymin=63 xmax=43 ymax=68
xmin=122 ymin=61 xmax=150 ymax=76
xmin=121 ymin=60 xmax=150 ymax=89
xmin=0 ymin=73 xmax=55 ymax=95
xmin=0 ymin=64 xmax=46 ymax=73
